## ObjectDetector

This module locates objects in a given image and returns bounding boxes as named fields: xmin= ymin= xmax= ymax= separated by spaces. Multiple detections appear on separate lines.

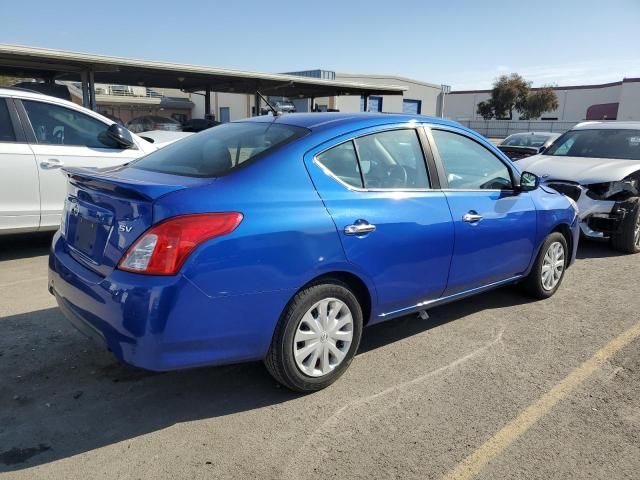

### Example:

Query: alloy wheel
xmin=293 ymin=298 xmax=354 ymax=377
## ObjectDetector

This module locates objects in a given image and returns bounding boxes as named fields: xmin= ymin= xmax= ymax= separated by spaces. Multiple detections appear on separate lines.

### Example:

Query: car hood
xmin=138 ymin=130 xmax=194 ymax=148
xmin=517 ymin=154 xmax=640 ymax=184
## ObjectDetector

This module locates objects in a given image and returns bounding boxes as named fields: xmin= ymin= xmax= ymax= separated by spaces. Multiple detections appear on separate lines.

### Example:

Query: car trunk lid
xmin=61 ymin=166 xmax=212 ymax=277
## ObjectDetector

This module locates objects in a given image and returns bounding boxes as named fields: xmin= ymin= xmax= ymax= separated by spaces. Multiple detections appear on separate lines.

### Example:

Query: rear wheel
xmin=611 ymin=198 xmax=640 ymax=254
xmin=264 ymin=280 xmax=363 ymax=392
xmin=521 ymin=232 xmax=568 ymax=299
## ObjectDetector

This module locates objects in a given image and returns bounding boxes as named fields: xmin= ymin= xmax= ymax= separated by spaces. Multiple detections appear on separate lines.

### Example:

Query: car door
xmin=427 ymin=126 xmax=537 ymax=295
xmin=0 ymin=97 xmax=40 ymax=233
xmin=18 ymin=98 xmax=143 ymax=229
xmin=305 ymin=125 xmax=454 ymax=321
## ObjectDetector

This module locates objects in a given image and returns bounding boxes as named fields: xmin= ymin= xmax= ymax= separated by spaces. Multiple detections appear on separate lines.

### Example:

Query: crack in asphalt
xmin=283 ymin=326 xmax=506 ymax=479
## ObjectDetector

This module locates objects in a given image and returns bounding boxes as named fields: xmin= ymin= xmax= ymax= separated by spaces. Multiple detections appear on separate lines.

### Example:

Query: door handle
xmin=463 ymin=212 xmax=483 ymax=223
xmin=40 ymin=159 xmax=64 ymax=169
xmin=344 ymin=220 xmax=376 ymax=236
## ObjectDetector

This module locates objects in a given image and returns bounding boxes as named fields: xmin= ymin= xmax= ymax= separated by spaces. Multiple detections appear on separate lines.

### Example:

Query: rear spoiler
xmin=63 ymin=167 xmax=190 ymax=201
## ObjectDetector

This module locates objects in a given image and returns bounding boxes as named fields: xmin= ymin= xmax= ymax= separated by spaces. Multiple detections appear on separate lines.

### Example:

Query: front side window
xmin=545 ymin=129 xmax=640 ymax=160
xmin=132 ymin=121 xmax=308 ymax=177
xmin=22 ymin=100 xmax=117 ymax=148
xmin=432 ymin=129 xmax=513 ymax=190
xmin=355 ymin=129 xmax=429 ymax=188
xmin=0 ymin=99 xmax=16 ymax=142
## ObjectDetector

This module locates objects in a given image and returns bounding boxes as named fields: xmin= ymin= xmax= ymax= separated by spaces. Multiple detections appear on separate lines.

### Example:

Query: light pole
xmin=440 ymin=84 xmax=451 ymax=118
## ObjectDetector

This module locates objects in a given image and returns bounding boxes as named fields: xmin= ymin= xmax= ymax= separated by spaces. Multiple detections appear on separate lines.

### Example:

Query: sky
xmin=1 ymin=0 xmax=639 ymax=90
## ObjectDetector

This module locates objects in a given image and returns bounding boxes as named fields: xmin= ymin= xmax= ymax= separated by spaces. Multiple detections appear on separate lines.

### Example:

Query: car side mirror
xmin=106 ymin=123 xmax=135 ymax=149
xmin=518 ymin=171 xmax=540 ymax=192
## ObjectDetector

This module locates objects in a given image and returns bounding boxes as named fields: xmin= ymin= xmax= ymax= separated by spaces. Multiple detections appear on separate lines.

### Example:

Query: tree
xmin=0 ymin=75 xmax=22 ymax=87
xmin=476 ymin=100 xmax=494 ymax=120
xmin=519 ymin=86 xmax=559 ymax=120
xmin=476 ymin=73 xmax=558 ymax=120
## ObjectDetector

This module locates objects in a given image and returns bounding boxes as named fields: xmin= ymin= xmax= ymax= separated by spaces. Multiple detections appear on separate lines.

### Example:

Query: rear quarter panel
xmin=152 ymin=140 xmax=378 ymax=303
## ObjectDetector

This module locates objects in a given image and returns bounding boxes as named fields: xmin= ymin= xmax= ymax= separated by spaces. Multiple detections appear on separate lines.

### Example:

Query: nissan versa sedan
xmin=48 ymin=113 xmax=579 ymax=392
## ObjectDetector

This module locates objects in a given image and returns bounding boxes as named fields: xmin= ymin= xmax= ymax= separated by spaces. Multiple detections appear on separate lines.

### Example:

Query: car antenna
xmin=256 ymin=90 xmax=280 ymax=117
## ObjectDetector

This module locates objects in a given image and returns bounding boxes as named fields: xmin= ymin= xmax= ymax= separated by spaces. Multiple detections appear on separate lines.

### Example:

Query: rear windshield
xmin=502 ymin=134 xmax=553 ymax=148
xmin=545 ymin=129 xmax=640 ymax=160
xmin=131 ymin=121 xmax=308 ymax=177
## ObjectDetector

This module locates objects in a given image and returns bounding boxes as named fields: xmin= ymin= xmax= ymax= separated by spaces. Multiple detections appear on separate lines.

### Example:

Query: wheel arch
xmin=551 ymin=223 xmax=574 ymax=264
xmin=293 ymin=271 xmax=374 ymax=325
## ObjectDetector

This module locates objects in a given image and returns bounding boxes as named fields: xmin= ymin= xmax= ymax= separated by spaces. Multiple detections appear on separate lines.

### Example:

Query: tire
xmin=521 ymin=232 xmax=569 ymax=299
xmin=611 ymin=198 xmax=640 ymax=254
xmin=264 ymin=279 xmax=363 ymax=392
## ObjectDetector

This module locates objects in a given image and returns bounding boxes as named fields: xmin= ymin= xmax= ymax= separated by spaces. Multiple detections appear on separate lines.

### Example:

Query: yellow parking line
xmin=443 ymin=320 xmax=640 ymax=480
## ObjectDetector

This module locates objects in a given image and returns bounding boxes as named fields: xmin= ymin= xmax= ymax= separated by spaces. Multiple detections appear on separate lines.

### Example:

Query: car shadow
xmin=0 ymin=232 xmax=54 ymax=261
xmin=0 ymin=284 xmax=534 ymax=472
xmin=575 ymin=238 xmax=629 ymax=259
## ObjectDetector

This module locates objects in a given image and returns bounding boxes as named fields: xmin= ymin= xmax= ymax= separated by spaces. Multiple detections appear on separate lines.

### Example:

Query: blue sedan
xmin=48 ymin=113 xmax=579 ymax=391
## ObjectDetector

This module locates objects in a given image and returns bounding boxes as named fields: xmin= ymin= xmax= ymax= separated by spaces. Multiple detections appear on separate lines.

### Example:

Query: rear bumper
xmin=48 ymin=231 xmax=294 ymax=371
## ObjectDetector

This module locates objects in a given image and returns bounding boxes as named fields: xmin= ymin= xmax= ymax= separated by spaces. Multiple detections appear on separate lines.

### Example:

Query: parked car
xmin=497 ymin=132 xmax=561 ymax=161
xmin=181 ymin=118 xmax=220 ymax=132
xmin=49 ymin=113 xmax=579 ymax=392
xmin=261 ymin=98 xmax=296 ymax=115
xmin=0 ymin=88 xmax=156 ymax=235
xmin=126 ymin=115 xmax=182 ymax=133
xmin=137 ymin=130 xmax=194 ymax=147
xmin=518 ymin=121 xmax=640 ymax=253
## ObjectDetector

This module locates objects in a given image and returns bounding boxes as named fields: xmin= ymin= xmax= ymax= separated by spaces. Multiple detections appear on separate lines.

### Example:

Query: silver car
xmin=518 ymin=121 xmax=640 ymax=253
xmin=498 ymin=132 xmax=561 ymax=161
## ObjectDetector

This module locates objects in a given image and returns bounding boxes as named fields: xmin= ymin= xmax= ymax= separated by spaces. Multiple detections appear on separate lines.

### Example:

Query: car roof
xmin=506 ymin=131 xmax=560 ymax=137
xmin=573 ymin=121 xmax=640 ymax=130
xmin=239 ymin=112 xmax=463 ymax=131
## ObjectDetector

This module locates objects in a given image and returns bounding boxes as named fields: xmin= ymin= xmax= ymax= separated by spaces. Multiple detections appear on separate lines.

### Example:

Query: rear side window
xmin=316 ymin=129 xmax=430 ymax=189
xmin=132 ymin=122 xmax=308 ymax=177
xmin=316 ymin=141 xmax=362 ymax=188
xmin=356 ymin=129 xmax=429 ymax=188
xmin=0 ymin=99 xmax=16 ymax=142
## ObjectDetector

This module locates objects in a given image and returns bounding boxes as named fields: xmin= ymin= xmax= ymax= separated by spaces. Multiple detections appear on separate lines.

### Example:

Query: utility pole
xmin=440 ymin=84 xmax=451 ymax=118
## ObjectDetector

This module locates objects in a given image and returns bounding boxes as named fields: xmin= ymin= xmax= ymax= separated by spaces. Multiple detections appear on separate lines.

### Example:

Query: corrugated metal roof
xmin=0 ymin=44 xmax=406 ymax=98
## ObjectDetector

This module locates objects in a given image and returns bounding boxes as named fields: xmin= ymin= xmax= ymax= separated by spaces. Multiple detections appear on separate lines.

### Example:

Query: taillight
xmin=118 ymin=213 xmax=243 ymax=275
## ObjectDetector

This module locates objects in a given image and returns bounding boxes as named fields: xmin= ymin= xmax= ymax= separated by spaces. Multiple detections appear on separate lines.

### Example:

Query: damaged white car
xmin=517 ymin=121 xmax=640 ymax=254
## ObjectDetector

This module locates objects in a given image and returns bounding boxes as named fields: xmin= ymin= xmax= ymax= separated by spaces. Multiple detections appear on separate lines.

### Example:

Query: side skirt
xmin=374 ymin=275 xmax=523 ymax=323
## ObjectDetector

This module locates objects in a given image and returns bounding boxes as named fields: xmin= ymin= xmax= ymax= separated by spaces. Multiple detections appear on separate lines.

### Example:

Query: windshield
xmin=545 ymin=129 xmax=640 ymax=160
xmin=502 ymin=134 xmax=554 ymax=148
xmin=131 ymin=121 xmax=308 ymax=177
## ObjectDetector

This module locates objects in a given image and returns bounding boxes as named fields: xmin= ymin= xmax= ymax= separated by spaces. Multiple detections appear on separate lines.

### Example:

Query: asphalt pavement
xmin=0 ymin=232 xmax=638 ymax=479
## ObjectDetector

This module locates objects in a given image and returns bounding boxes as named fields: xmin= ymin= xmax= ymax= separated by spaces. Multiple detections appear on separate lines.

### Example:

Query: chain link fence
xmin=456 ymin=120 xmax=578 ymax=139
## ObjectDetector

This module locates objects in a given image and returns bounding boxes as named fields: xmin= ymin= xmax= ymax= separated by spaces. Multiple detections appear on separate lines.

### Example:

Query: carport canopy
xmin=0 ymin=44 xmax=406 ymax=114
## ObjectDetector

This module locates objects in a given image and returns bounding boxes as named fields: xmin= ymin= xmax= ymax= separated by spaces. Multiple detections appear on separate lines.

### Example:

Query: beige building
xmin=192 ymin=70 xmax=446 ymax=122
xmin=445 ymin=77 xmax=640 ymax=122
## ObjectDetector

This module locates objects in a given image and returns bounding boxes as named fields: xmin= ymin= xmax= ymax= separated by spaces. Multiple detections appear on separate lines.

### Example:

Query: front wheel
xmin=611 ymin=198 xmax=640 ymax=254
xmin=521 ymin=232 xmax=568 ymax=299
xmin=264 ymin=280 xmax=363 ymax=392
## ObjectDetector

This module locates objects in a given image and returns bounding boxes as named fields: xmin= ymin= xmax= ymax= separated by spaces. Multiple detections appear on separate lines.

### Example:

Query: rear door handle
xmin=344 ymin=220 xmax=376 ymax=235
xmin=40 ymin=159 xmax=64 ymax=169
xmin=463 ymin=212 xmax=483 ymax=223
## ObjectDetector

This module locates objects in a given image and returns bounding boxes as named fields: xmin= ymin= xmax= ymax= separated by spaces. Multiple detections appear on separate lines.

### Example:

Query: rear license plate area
xmin=74 ymin=216 xmax=98 ymax=254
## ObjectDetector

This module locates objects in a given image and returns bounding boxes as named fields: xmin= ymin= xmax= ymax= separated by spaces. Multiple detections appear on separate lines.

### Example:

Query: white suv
xmin=518 ymin=121 xmax=640 ymax=253
xmin=0 ymin=88 xmax=156 ymax=235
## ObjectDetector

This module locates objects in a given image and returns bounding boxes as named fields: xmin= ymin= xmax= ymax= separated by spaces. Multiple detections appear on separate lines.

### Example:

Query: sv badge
xmin=118 ymin=224 xmax=133 ymax=233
